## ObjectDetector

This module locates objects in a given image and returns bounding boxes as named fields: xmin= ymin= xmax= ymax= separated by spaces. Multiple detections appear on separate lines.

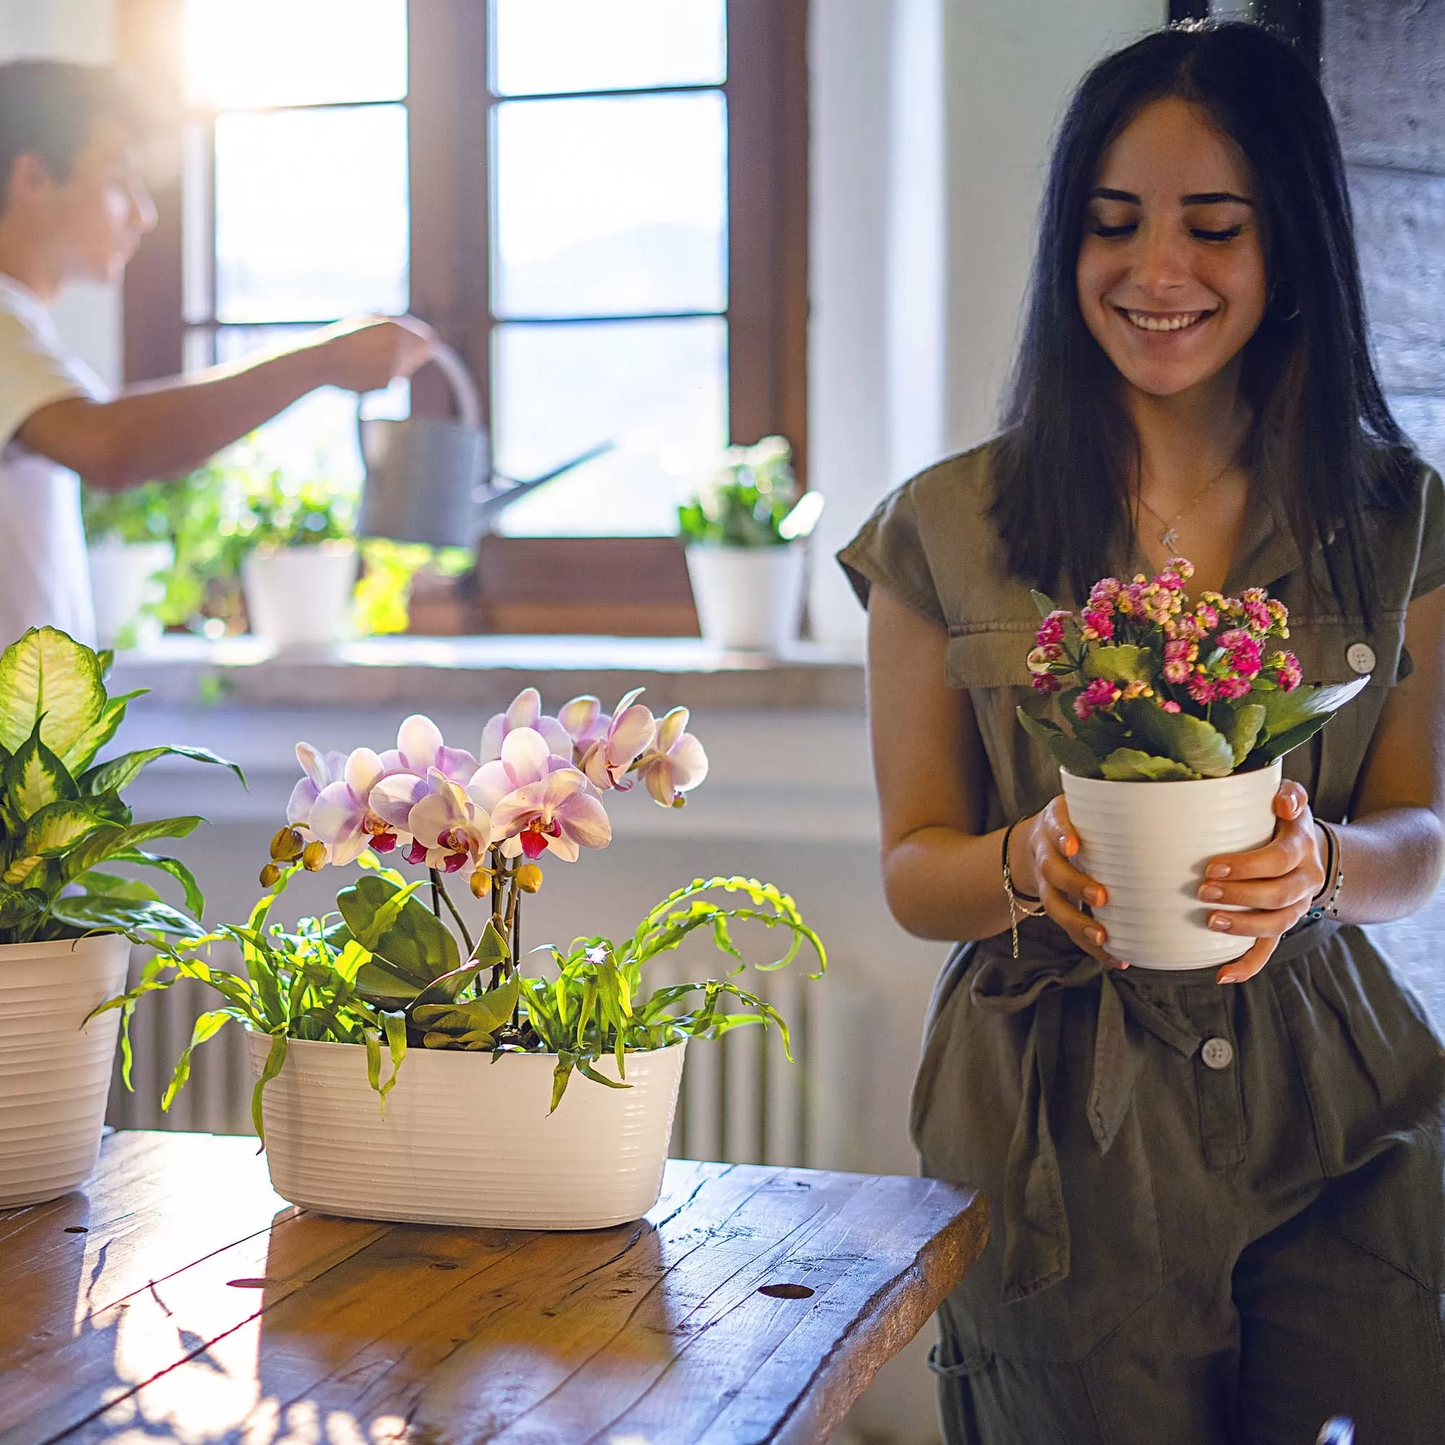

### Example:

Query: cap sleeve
xmin=1412 ymin=464 xmax=1445 ymax=601
xmin=836 ymin=481 xmax=947 ymax=628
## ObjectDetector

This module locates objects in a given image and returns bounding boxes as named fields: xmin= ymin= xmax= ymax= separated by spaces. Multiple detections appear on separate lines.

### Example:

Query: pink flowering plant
xmin=102 ymin=686 xmax=824 ymax=1130
xmin=1018 ymin=558 xmax=1369 ymax=781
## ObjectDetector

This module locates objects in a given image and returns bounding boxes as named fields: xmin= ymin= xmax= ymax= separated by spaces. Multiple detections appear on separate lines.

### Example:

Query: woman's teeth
xmin=1124 ymin=309 xmax=1209 ymax=332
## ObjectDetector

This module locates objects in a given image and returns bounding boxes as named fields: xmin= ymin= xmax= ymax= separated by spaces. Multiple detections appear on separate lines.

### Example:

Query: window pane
xmin=494 ymin=94 xmax=726 ymax=318
xmin=492 ymin=0 xmax=725 ymax=96
xmin=215 ymin=106 xmax=409 ymax=323
xmin=493 ymin=318 xmax=727 ymax=536
xmin=184 ymin=0 xmax=408 ymax=109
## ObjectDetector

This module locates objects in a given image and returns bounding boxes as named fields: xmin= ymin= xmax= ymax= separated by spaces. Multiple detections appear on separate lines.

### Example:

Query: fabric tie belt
xmin=967 ymin=916 xmax=1341 ymax=1304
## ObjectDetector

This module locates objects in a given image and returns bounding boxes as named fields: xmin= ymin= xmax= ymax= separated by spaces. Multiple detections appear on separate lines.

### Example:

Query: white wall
xmin=0 ymin=0 xmax=122 ymax=388
xmin=808 ymin=0 xmax=1166 ymax=649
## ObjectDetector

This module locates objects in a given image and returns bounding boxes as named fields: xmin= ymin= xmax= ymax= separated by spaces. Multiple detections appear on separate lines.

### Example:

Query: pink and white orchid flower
xmin=287 ymin=743 xmax=348 ymax=832
xmin=635 ymin=707 xmax=709 ymax=807
xmin=488 ymin=768 xmax=612 ymax=862
xmin=579 ymin=687 xmax=656 ymax=791
xmin=307 ymin=748 xmax=396 ymax=866
xmin=555 ymin=694 xmax=610 ymax=761
xmin=379 ymin=713 xmax=477 ymax=784
xmin=403 ymin=768 xmax=491 ymax=873
xmin=479 ymin=688 xmax=572 ymax=763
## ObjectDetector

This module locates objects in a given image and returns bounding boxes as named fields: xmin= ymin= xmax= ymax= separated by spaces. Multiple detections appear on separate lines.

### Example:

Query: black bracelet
xmin=1001 ymin=820 xmax=1041 ymax=902
xmin=1305 ymin=820 xmax=1339 ymax=922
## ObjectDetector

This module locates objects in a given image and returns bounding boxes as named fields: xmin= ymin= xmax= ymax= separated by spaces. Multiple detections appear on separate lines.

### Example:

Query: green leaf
xmin=1121 ymin=700 xmax=1234 ymax=778
xmin=69 ymin=870 xmax=163 ymax=903
xmin=1030 ymin=589 xmax=1058 ymax=620
xmin=1257 ymin=674 xmax=1371 ymax=741
xmin=17 ymin=801 xmax=106 ymax=857
xmin=0 ymin=627 xmax=107 ymax=765
xmin=60 ymin=816 xmax=204 ymax=880
xmin=1247 ymin=712 xmax=1335 ymax=767
xmin=0 ymin=885 xmax=43 ymax=930
xmin=336 ymin=874 xmax=459 ymax=985
xmin=49 ymin=894 xmax=204 ymax=939
xmin=161 ymin=1009 xmax=232 ymax=1110
xmin=1099 ymin=748 xmax=1200 ymax=781
xmin=353 ymin=961 xmax=425 ymax=1008
xmin=4 ymin=723 xmax=77 ymax=820
xmin=62 ymin=693 xmax=141 ymax=776
xmin=1083 ymin=644 xmax=1156 ymax=685
xmin=78 ymin=745 xmax=245 ymax=797
xmin=413 ymin=972 xmax=520 ymax=1037
xmin=251 ymin=1032 xmax=289 ymax=1143
xmin=104 ymin=848 xmax=205 ymax=917
xmin=1221 ymin=702 xmax=1267 ymax=767
xmin=1016 ymin=706 xmax=1103 ymax=778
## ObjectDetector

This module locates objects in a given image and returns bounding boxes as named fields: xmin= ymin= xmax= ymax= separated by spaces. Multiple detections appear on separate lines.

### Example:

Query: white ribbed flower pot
xmin=242 ymin=541 xmax=357 ymax=648
xmin=86 ymin=539 xmax=173 ymax=649
xmin=0 ymin=934 xmax=130 ymax=1207
xmin=686 ymin=543 xmax=806 ymax=651
xmin=1060 ymin=760 xmax=1283 ymax=970
xmin=245 ymin=1032 xmax=686 ymax=1229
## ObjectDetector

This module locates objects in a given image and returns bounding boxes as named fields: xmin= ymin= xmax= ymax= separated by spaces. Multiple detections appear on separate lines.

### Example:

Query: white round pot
xmin=686 ymin=543 xmax=806 ymax=652
xmin=245 ymin=1032 xmax=686 ymax=1229
xmin=86 ymin=539 xmax=173 ymax=649
xmin=242 ymin=541 xmax=358 ymax=648
xmin=0 ymin=934 xmax=130 ymax=1207
xmin=1060 ymin=759 xmax=1283 ymax=970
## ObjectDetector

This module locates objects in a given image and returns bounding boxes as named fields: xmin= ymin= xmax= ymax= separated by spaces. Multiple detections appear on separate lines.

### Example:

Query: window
xmin=120 ymin=0 xmax=807 ymax=626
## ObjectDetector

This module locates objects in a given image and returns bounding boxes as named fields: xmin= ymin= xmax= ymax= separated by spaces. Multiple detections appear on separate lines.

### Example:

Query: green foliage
xmin=351 ymin=539 xmax=472 ymax=637
xmin=235 ymin=468 xmax=354 ymax=550
xmin=1121 ymin=699 xmax=1235 ymax=778
xmin=0 ymin=627 xmax=242 ymax=945
xmin=1082 ymin=645 xmax=1156 ymax=685
xmin=102 ymin=861 xmax=826 ymax=1128
xmin=1016 ymin=707 xmax=1102 ymax=778
xmin=677 ymin=435 xmax=800 ymax=547
xmin=1100 ymin=749 xmax=1199 ymax=781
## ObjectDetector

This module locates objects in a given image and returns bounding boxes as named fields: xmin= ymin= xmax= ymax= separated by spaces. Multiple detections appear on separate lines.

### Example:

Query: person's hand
xmin=1012 ymin=796 xmax=1124 ymax=968
xmin=1199 ymin=779 xmax=1327 ymax=984
xmin=315 ymin=315 xmax=435 ymax=392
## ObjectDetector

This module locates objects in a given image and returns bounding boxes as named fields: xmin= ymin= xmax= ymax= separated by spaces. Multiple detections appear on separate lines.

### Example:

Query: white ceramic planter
xmin=686 ymin=543 xmax=806 ymax=652
xmin=1060 ymin=760 xmax=1283 ymax=970
xmin=245 ymin=1032 xmax=686 ymax=1229
xmin=242 ymin=541 xmax=358 ymax=648
xmin=86 ymin=539 xmax=173 ymax=649
xmin=0 ymin=934 xmax=130 ymax=1207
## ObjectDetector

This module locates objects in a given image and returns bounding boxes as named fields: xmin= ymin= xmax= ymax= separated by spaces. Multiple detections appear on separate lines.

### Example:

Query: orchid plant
xmin=1018 ymin=558 xmax=1369 ymax=781
xmin=103 ymin=686 xmax=824 ymax=1131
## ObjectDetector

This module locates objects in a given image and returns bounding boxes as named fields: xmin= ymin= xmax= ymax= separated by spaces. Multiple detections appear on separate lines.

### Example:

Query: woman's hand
xmin=1199 ymin=779 xmax=1327 ymax=984
xmin=1012 ymin=796 xmax=1124 ymax=967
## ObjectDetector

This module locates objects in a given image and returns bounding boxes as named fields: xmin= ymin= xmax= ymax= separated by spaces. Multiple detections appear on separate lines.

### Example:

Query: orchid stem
xmin=429 ymin=867 xmax=476 ymax=958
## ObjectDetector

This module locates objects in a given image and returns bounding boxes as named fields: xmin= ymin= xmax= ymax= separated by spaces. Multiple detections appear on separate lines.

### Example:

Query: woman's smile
xmin=1118 ymin=306 xmax=1217 ymax=333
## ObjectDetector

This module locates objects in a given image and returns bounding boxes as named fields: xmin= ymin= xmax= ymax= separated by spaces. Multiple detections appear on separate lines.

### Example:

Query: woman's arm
xmin=869 ymin=584 xmax=1114 ymax=961
xmin=1194 ymin=585 xmax=1445 ymax=982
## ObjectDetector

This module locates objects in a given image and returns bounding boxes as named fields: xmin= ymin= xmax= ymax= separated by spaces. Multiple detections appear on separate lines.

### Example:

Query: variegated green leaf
xmin=17 ymin=801 xmax=106 ymax=857
xmin=49 ymin=894 xmax=204 ymax=939
xmin=60 ymin=816 xmax=203 ymax=880
xmin=0 ymin=627 xmax=107 ymax=763
xmin=78 ymin=745 xmax=245 ymax=797
xmin=5 ymin=724 xmax=77 ymax=820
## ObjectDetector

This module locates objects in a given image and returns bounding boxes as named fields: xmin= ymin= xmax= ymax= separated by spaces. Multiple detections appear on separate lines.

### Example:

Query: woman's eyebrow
xmin=1089 ymin=187 xmax=1140 ymax=203
xmin=1180 ymin=190 xmax=1254 ymax=206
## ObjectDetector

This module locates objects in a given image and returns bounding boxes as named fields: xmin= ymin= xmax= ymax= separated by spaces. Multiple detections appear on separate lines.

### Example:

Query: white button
xmin=1346 ymin=642 xmax=1376 ymax=675
xmin=1201 ymin=1036 xmax=1234 ymax=1070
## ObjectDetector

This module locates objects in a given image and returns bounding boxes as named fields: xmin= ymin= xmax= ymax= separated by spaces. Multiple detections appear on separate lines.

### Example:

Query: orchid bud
xmin=470 ymin=869 xmax=491 ymax=900
xmin=516 ymin=862 xmax=543 ymax=893
xmin=302 ymin=840 xmax=327 ymax=871
xmin=259 ymin=862 xmax=282 ymax=888
xmin=269 ymin=826 xmax=304 ymax=861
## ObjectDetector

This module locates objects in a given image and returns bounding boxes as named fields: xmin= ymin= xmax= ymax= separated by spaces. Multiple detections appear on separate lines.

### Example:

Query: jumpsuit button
xmin=1201 ymin=1036 xmax=1234 ymax=1070
xmin=1346 ymin=641 xmax=1376 ymax=675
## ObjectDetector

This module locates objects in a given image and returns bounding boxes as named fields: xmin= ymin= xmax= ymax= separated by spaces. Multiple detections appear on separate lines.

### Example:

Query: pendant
xmin=1160 ymin=525 xmax=1179 ymax=549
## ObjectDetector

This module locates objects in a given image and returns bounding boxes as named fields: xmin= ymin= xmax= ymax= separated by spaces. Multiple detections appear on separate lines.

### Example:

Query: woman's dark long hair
xmin=992 ymin=21 xmax=1415 ymax=616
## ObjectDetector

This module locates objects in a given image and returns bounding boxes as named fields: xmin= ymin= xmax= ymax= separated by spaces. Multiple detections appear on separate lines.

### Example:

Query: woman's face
xmin=1076 ymin=96 xmax=1267 ymax=402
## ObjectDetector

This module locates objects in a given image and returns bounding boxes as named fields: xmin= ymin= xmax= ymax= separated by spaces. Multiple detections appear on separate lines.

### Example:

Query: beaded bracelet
xmin=1001 ymin=819 xmax=1046 ymax=959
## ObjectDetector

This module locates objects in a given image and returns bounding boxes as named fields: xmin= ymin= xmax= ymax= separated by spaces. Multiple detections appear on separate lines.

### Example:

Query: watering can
xmin=357 ymin=342 xmax=612 ymax=548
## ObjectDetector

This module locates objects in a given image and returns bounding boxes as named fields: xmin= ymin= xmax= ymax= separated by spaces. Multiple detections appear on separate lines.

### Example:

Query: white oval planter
xmin=86 ymin=539 xmax=173 ymax=649
xmin=245 ymin=1032 xmax=686 ymax=1229
xmin=686 ymin=543 xmax=806 ymax=652
xmin=1060 ymin=759 xmax=1283 ymax=970
xmin=242 ymin=541 xmax=358 ymax=648
xmin=0 ymin=934 xmax=130 ymax=1207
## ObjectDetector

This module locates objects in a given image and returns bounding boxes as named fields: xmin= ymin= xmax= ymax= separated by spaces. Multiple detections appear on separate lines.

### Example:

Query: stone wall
xmin=1325 ymin=0 xmax=1445 ymax=469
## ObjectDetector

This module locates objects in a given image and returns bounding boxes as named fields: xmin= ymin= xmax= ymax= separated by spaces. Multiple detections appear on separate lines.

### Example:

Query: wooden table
xmin=0 ymin=1132 xmax=987 ymax=1445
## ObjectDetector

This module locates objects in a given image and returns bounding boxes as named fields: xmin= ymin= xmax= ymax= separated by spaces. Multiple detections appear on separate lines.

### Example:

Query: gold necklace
xmin=1134 ymin=455 xmax=1237 ymax=550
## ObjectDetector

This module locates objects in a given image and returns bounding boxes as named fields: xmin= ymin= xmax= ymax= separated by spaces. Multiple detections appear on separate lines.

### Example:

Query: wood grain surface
xmin=0 ymin=1132 xmax=987 ymax=1445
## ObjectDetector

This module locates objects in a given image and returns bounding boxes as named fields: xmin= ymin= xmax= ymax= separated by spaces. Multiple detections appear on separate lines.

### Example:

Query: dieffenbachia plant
xmin=0 ymin=627 xmax=242 ymax=944
xmin=1017 ymin=558 xmax=1369 ymax=782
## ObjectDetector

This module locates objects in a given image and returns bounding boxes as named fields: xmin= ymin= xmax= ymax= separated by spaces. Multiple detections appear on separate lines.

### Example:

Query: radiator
xmin=105 ymin=943 xmax=839 ymax=1169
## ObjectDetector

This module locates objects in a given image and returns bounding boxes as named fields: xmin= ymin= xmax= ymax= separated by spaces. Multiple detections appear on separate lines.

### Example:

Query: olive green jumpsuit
xmin=839 ymin=440 xmax=1445 ymax=1444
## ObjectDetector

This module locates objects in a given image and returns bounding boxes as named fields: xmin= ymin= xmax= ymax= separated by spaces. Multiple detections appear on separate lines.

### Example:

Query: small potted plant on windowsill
xmin=678 ymin=435 xmax=824 ymax=652
xmin=83 ymin=482 xmax=177 ymax=649
xmin=102 ymin=686 xmax=825 ymax=1230
xmin=1018 ymin=558 xmax=1367 ymax=968
xmin=0 ymin=626 xmax=241 ymax=1207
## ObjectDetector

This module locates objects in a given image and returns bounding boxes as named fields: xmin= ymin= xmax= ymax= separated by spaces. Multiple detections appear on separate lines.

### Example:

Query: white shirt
xmin=0 ymin=274 xmax=105 ymax=649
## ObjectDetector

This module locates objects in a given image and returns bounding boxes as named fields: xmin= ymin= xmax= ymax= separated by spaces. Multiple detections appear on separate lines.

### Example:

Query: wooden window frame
xmin=119 ymin=0 xmax=809 ymax=636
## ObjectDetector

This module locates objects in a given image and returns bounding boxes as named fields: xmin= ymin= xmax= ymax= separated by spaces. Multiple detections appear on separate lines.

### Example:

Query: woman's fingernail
xmin=1086 ymin=886 xmax=1105 ymax=907
xmin=1209 ymin=914 xmax=1233 ymax=932
xmin=1207 ymin=864 xmax=1230 ymax=880
xmin=1216 ymin=968 xmax=1239 ymax=985
xmin=1199 ymin=884 xmax=1223 ymax=902
xmin=1086 ymin=926 xmax=1104 ymax=946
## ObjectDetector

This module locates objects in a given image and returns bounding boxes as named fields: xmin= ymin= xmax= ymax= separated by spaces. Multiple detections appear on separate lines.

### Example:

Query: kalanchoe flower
xmin=579 ymin=688 xmax=657 ymax=791
xmin=635 ymin=706 xmax=709 ymax=807
xmin=1163 ymin=637 xmax=1197 ymax=685
xmin=1080 ymin=607 xmax=1114 ymax=641
xmin=479 ymin=688 xmax=572 ymax=763
xmin=1073 ymin=678 xmax=1122 ymax=721
xmin=1217 ymin=628 xmax=1263 ymax=680
xmin=1026 ymin=646 xmax=1058 ymax=674
xmin=1269 ymin=650 xmax=1303 ymax=691
xmin=1035 ymin=611 xmax=1069 ymax=650
xmin=1031 ymin=672 xmax=1062 ymax=694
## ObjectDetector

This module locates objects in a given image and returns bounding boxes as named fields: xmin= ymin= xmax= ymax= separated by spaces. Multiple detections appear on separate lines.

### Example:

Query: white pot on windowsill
xmin=244 ymin=1031 xmax=686 ymax=1229
xmin=685 ymin=542 xmax=807 ymax=652
xmin=242 ymin=540 xmax=358 ymax=649
xmin=86 ymin=538 xmax=173 ymax=650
